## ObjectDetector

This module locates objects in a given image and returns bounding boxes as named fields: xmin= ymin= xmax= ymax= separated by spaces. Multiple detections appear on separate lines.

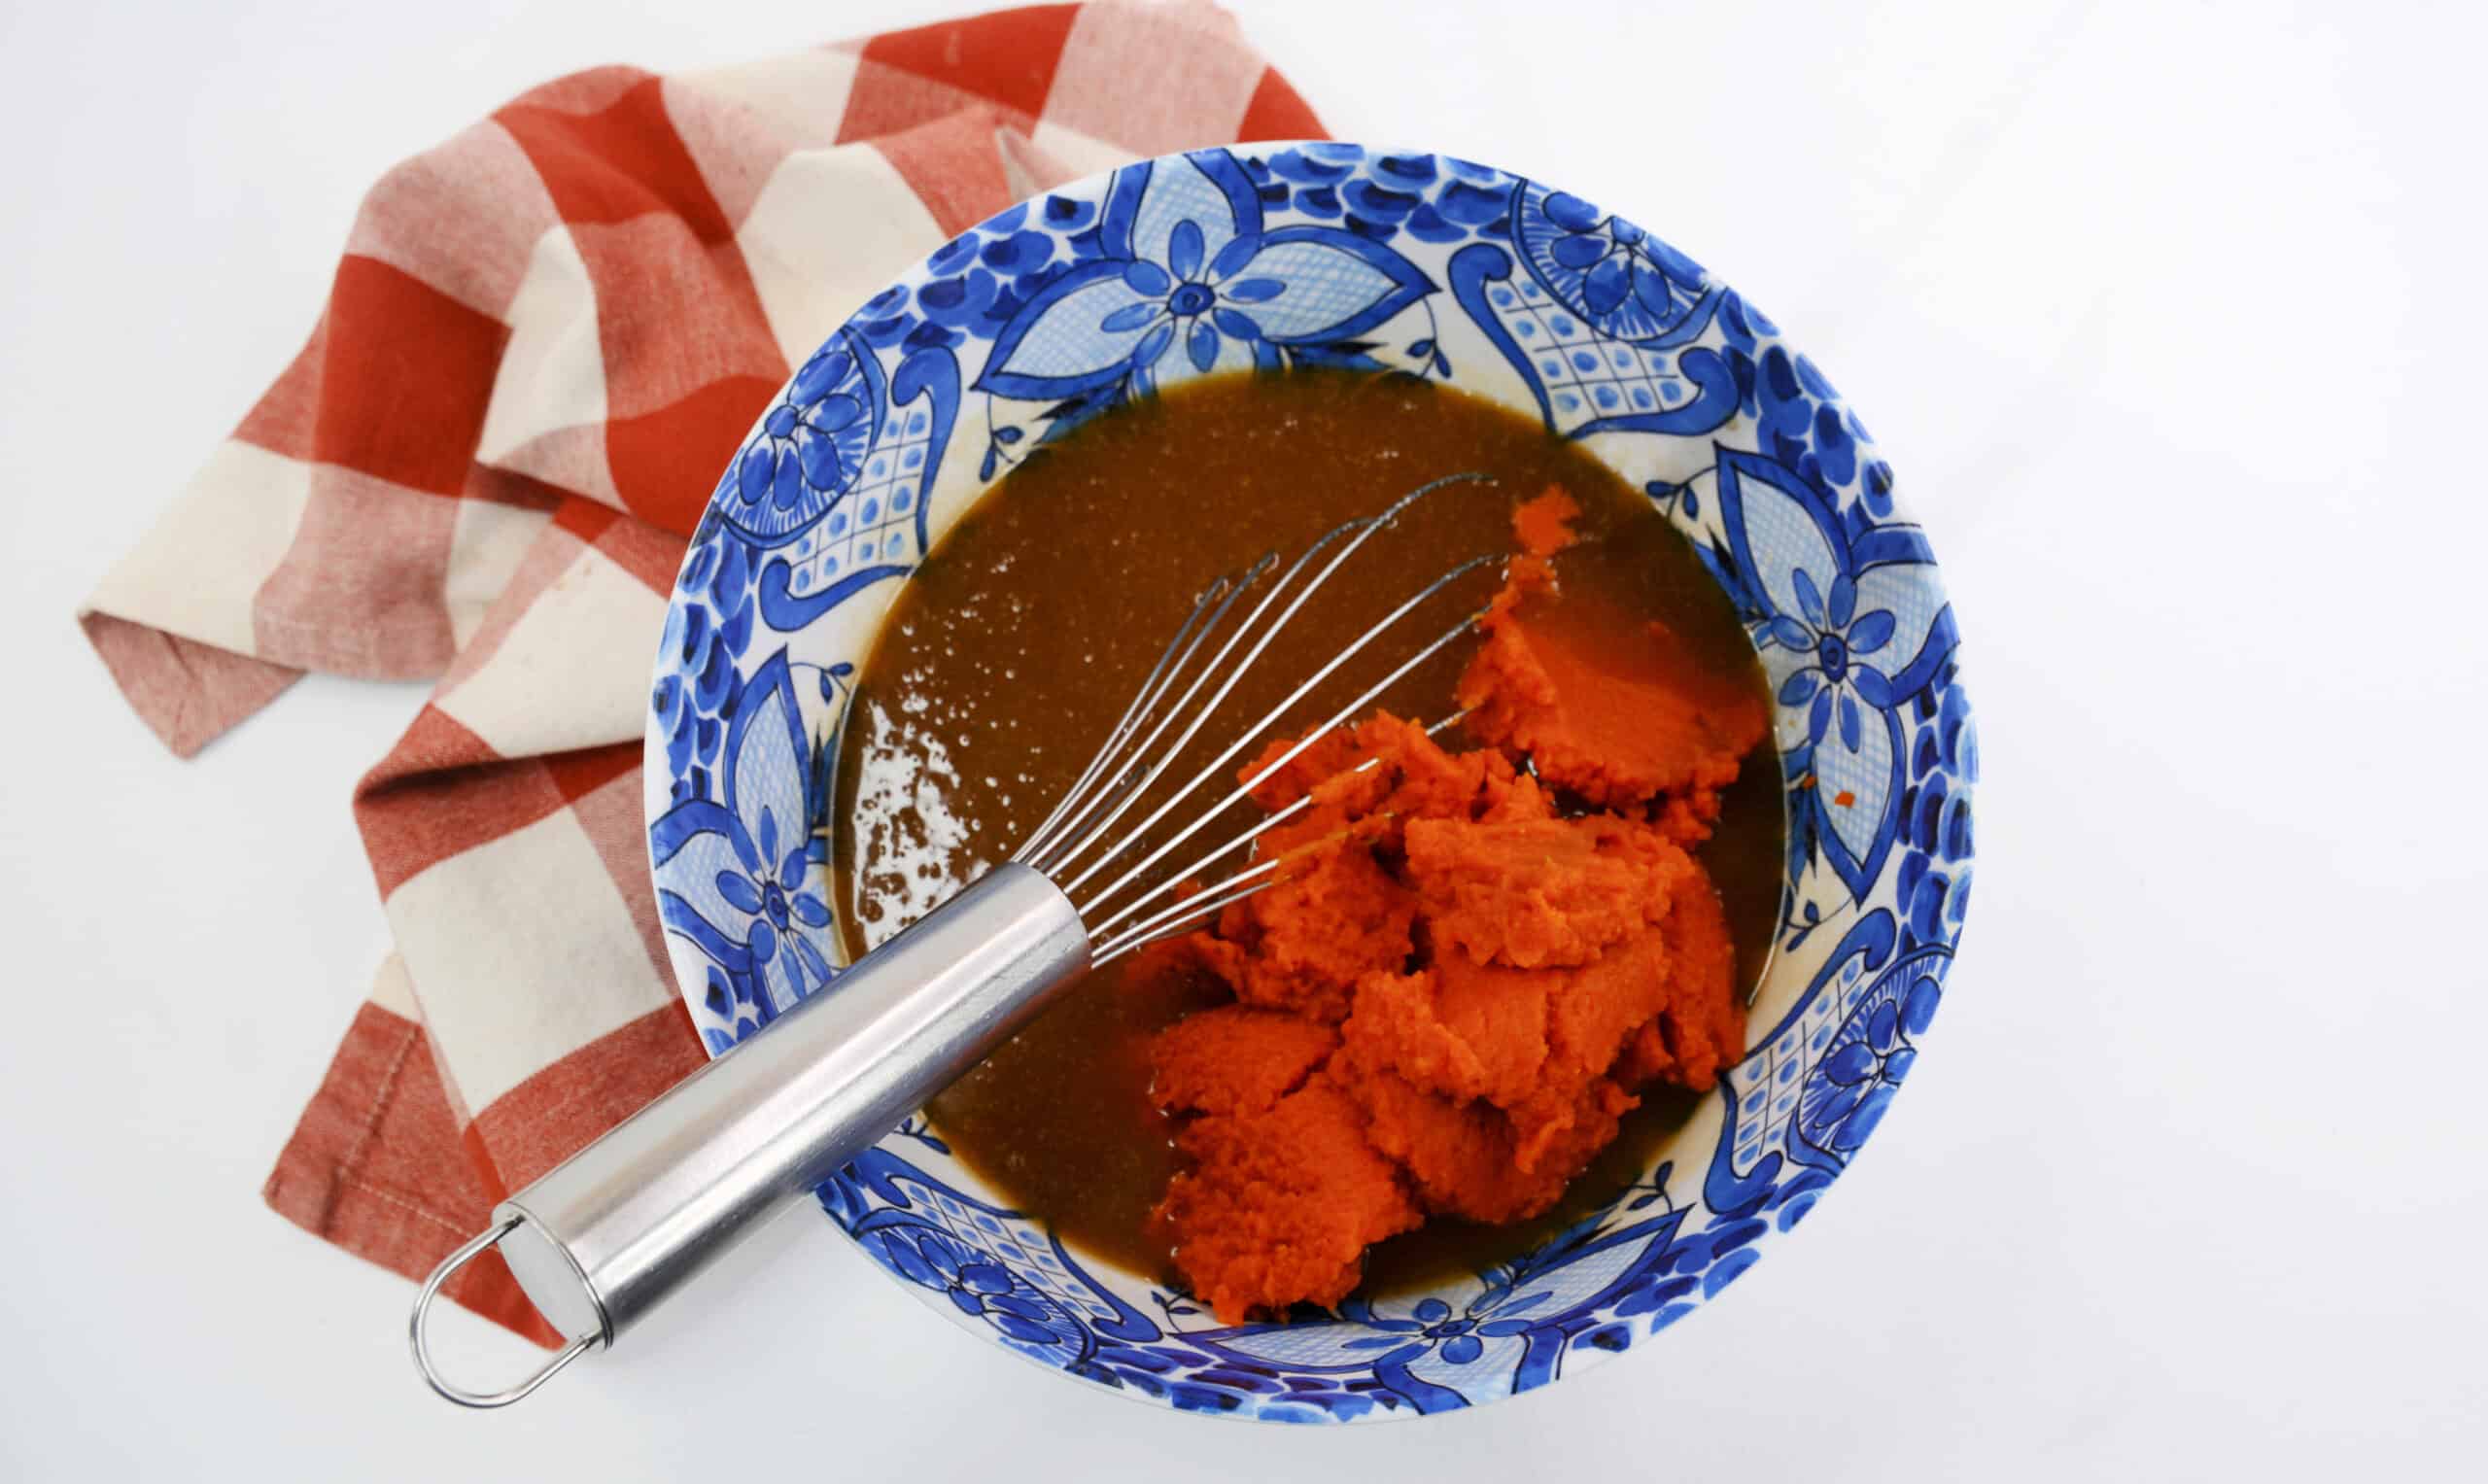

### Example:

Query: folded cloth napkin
xmin=81 ymin=0 xmax=1321 ymax=1345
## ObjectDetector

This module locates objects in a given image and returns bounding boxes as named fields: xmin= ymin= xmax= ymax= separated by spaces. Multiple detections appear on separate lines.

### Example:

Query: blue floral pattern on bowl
xmin=641 ymin=143 xmax=1975 ymax=1422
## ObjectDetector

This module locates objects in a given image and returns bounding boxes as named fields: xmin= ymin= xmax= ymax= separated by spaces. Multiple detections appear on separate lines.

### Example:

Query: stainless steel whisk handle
xmin=409 ymin=863 xmax=1091 ymax=1407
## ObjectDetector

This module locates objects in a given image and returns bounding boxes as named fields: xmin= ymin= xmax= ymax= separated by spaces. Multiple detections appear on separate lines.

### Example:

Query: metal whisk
xmin=409 ymin=473 xmax=1498 ymax=1406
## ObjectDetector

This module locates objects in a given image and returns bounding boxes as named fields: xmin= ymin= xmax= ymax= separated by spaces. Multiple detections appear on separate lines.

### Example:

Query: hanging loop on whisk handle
xmin=408 ymin=863 xmax=1090 ymax=1405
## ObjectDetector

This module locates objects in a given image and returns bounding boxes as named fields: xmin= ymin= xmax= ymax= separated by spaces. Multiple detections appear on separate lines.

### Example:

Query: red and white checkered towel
xmin=80 ymin=1 xmax=1322 ymax=1346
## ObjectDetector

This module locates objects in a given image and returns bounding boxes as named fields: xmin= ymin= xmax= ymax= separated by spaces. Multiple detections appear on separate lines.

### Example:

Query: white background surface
xmin=4 ymin=1 xmax=2483 ymax=1477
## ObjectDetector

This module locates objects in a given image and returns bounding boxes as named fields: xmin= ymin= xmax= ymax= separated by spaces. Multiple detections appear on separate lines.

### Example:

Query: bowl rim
xmin=640 ymin=138 xmax=1975 ymax=1423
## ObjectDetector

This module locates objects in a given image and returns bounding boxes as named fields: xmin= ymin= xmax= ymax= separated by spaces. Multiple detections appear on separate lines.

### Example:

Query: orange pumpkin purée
xmin=1139 ymin=489 xmax=1756 ymax=1323
xmin=1459 ymin=503 xmax=1769 ymax=809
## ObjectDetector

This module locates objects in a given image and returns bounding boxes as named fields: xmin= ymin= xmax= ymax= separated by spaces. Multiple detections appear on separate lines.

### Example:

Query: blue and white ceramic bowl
xmin=642 ymin=143 xmax=1975 ymax=1422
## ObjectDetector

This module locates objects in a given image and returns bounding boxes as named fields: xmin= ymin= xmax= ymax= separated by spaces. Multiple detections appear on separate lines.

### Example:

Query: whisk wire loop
xmin=1032 ymin=472 xmax=1491 ymax=888
xmin=1066 ymin=585 xmax=1491 ymax=919
xmin=1018 ymin=559 xmax=1269 ymax=871
xmin=1021 ymin=530 xmax=1344 ymax=875
xmin=1014 ymin=572 xmax=1231 ymax=868
xmin=1034 ymin=523 xmax=1371 ymax=879
xmin=1084 ymin=711 xmax=1471 ymax=957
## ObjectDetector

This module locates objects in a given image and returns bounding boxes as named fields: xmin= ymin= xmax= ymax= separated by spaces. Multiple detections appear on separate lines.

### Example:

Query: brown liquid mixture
xmin=833 ymin=370 xmax=1780 ymax=1294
